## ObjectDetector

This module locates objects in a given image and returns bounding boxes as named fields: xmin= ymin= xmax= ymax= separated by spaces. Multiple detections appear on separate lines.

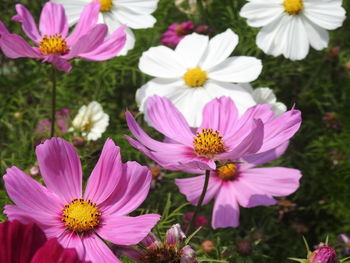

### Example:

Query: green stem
xmin=185 ymin=169 xmax=210 ymax=236
xmin=50 ymin=66 xmax=57 ymax=138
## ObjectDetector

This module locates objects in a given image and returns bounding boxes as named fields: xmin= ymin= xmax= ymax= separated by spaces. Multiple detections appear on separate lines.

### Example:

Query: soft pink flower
xmin=161 ymin=21 xmax=194 ymax=48
xmin=3 ymin=138 xmax=160 ymax=263
xmin=35 ymin=108 xmax=70 ymax=135
xmin=0 ymin=2 xmax=126 ymax=72
xmin=0 ymin=220 xmax=89 ymax=263
xmin=126 ymin=96 xmax=301 ymax=174
xmin=117 ymin=224 xmax=198 ymax=263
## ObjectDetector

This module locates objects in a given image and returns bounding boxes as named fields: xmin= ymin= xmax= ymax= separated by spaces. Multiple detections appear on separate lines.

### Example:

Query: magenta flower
xmin=3 ymin=138 xmax=160 ymax=263
xmin=183 ymin=212 xmax=208 ymax=229
xmin=117 ymin=224 xmax=198 ymax=263
xmin=126 ymin=96 xmax=301 ymax=174
xmin=309 ymin=246 xmax=337 ymax=263
xmin=35 ymin=108 xmax=70 ymax=135
xmin=0 ymin=2 xmax=126 ymax=72
xmin=0 ymin=220 xmax=89 ymax=263
xmin=161 ymin=21 xmax=194 ymax=48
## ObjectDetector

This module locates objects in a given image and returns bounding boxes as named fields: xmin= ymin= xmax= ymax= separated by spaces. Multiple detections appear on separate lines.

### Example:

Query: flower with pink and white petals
xmin=117 ymin=224 xmax=198 ymax=263
xmin=0 ymin=220 xmax=90 ymax=263
xmin=0 ymin=2 xmax=126 ymax=72
xmin=3 ymin=137 xmax=160 ymax=263
xmin=126 ymin=95 xmax=301 ymax=174
xmin=52 ymin=0 xmax=159 ymax=55
xmin=161 ymin=21 xmax=194 ymax=48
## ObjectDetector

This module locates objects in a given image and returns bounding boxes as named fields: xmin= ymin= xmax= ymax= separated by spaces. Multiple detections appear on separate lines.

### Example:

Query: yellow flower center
xmin=96 ymin=0 xmax=113 ymax=12
xmin=175 ymin=25 xmax=184 ymax=36
xmin=39 ymin=35 xmax=69 ymax=56
xmin=82 ymin=119 xmax=93 ymax=132
xmin=193 ymin=129 xmax=226 ymax=158
xmin=283 ymin=0 xmax=303 ymax=15
xmin=183 ymin=67 xmax=207 ymax=87
xmin=62 ymin=198 xmax=101 ymax=233
xmin=216 ymin=163 xmax=238 ymax=181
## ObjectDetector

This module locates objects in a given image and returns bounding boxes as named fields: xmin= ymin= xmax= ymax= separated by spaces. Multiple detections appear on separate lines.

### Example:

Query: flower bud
xmin=201 ymin=240 xmax=215 ymax=253
xmin=180 ymin=245 xmax=198 ymax=263
xmin=235 ymin=240 xmax=252 ymax=256
xmin=166 ymin=224 xmax=186 ymax=245
xmin=309 ymin=246 xmax=337 ymax=263
xmin=72 ymin=136 xmax=86 ymax=148
xmin=29 ymin=165 xmax=40 ymax=177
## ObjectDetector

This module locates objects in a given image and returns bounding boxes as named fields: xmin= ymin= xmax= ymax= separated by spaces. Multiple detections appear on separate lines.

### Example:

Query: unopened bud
xmin=29 ymin=165 xmax=40 ymax=177
xmin=235 ymin=240 xmax=252 ymax=256
xmin=309 ymin=246 xmax=337 ymax=263
xmin=201 ymin=240 xmax=215 ymax=253
xmin=72 ymin=136 xmax=86 ymax=148
xmin=13 ymin=112 xmax=22 ymax=119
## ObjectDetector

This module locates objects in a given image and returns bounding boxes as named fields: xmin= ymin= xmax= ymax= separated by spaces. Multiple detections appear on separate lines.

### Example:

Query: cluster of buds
xmin=116 ymin=224 xmax=198 ymax=263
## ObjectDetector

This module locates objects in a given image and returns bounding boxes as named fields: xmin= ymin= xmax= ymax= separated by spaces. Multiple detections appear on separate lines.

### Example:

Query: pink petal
xmin=0 ymin=21 xmax=9 ymax=35
xmin=57 ymin=232 xmax=86 ymax=260
xmin=31 ymin=238 xmax=90 ymax=263
xmin=146 ymin=96 xmax=194 ymax=146
xmin=4 ymin=166 xmax=63 ymax=214
xmin=66 ymin=2 xmax=101 ymax=47
xmin=199 ymin=97 xmax=239 ymax=136
xmin=0 ymin=33 xmax=41 ymax=59
xmin=82 ymin=235 xmax=122 ymax=263
xmin=39 ymin=2 xmax=68 ymax=37
xmin=100 ymin=161 xmax=152 ymax=216
xmin=113 ymin=246 xmax=144 ymax=263
xmin=36 ymin=138 xmax=82 ymax=203
xmin=97 ymin=214 xmax=160 ymax=245
xmin=212 ymin=182 xmax=240 ymax=228
xmin=79 ymin=26 xmax=126 ymax=61
xmin=175 ymin=174 xmax=222 ymax=206
xmin=242 ymin=141 xmax=289 ymax=167
xmin=230 ymin=177 xmax=276 ymax=208
xmin=0 ymin=220 xmax=47 ymax=263
xmin=44 ymin=55 xmax=72 ymax=72
xmin=84 ymin=139 xmax=123 ymax=205
xmin=218 ymin=119 xmax=264 ymax=160
xmin=240 ymin=167 xmax=302 ymax=198
xmin=64 ymin=24 xmax=107 ymax=60
xmin=12 ymin=4 xmax=41 ymax=43
xmin=259 ymin=109 xmax=302 ymax=153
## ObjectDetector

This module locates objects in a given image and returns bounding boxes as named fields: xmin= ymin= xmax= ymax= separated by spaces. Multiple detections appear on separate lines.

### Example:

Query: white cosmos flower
xmin=243 ymin=84 xmax=287 ymax=116
xmin=51 ymin=0 xmax=159 ymax=55
xmin=137 ymin=29 xmax=263 ymax=127
xmin=240 ymin=0 xmax=346 ymax=61
xmin=71 ymin=101 xmax=109 ymax=141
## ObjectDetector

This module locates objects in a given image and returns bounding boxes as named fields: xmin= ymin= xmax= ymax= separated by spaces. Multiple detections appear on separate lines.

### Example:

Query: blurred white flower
xmin=71 ymin=101 xmax=109 ymax=141
xmin=137 ymin=29 xmax=262 ymax=127
xmin=175 ymin=0 xmax=212 ymax=15
xmin=243 ymin=84 xmax=287 ymax=116
xmin=240 ymin=0 xmax=346 ymax=60
xmin=52 ymin=0 xmax=159 ymax=55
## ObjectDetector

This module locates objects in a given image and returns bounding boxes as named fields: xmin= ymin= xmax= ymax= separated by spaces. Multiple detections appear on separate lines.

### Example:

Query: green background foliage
xmin=1 ymin=0 xmax=350 ymax=262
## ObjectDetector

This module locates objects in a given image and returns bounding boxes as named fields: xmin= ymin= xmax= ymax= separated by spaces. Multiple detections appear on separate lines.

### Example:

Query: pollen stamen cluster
xmin=216 ymin=163 xmax=238 ymax=181
xmin=142 ymin=244 xmax=181 ymax=263
xmin=62 ymin=198 xmax=101 ymax=233
xmin=193 ymin=128 xmax=226 ymax=158
xmin=183 ymin=67 xmax=207 ymax=87
xmin=283 ymin=0 xmax=303 ymax=15
xmin=96 ymin=0 xmax=113 ymax=12
xmin=39 ymin=34 xmax=69 ymax=56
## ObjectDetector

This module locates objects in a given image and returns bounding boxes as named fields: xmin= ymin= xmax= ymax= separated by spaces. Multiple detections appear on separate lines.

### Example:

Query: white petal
xmin=252 ymin=87 xmax=277 ymax=104
xmin=208 ymin=56 xmax=262 ymax=83
xmin=301 ymin=16 xmax=329 ymax=50
xmin=103 ymin=9 xmax=122 ymax=32
xmin=175 ymin=33 xmax=209 ymax=69
xmin=199 ymin=29 xmax=239 ymax=70
xmin=51 ymin=0 xmax=88 ymax=26
xmin=240 ymin=0 xmax=284 ymax=27
xmin=270 ymin=102 xmax=287 ymax=116
xmin=303 ymin=0 xmax=346 ymax=30
xmin=113 ymin=7 xmax=156 ymax=29
xmin=115 ymin=0 xmax=159 ymax=15
xmin=139 ymin=46 xmax=186 ymax=78
xmin=282 ymin=15 xmax=309 ymax=60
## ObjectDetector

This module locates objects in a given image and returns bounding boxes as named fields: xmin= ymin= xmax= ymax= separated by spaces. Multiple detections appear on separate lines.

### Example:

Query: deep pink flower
xmin=126 ymin=96 xmax=301 ymax=174
xmin=183 ymin=212 xmax=208 ymax=227
xmin=0 ymin=220 xmax=89 ymax=263
xmin=161 ymin=21 xmax=194 ymax=48
xmin=309 ymin=245 xmax=337 ymax=263
xmin=3 ymin=137 xmax=160 ymax=263
xmin=117 ymin=224 xmax=198 ymax=263
xmin=0 ymin=2 xmax=126 ymax=72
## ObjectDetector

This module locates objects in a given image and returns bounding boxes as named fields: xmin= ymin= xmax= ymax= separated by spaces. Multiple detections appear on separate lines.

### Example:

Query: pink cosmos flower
xmin=161 ymin=21 xmax=194 ymax=48
xmin=126 ymin=96 xmax=301 ymax=174
xmin=35 ymin=108 xmax=70 ymax=135
xmin=0 ymin=220 xmax=89 ymax=263
xmin=3 ymin=137 xmax=160 ymax=263
xmin=175 ymin=142 xmax=302 ymax=228
xmin=0 ymin=2 xmax=126 ymax=72
xmin=117 ymin=224 xmax=198 ymax=263
xmin=183 ymin=212 xmax=208 ymax=230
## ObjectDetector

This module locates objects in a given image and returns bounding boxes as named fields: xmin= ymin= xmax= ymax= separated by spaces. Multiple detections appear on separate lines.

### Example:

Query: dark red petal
xmin=0 ymin=220 xmax=47 ymax=263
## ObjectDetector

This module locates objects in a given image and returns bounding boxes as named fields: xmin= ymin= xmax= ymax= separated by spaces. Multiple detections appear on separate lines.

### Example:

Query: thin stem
xmin=185 ymin=169 xmax=210 ymax=236
xmin=50 ymin=66 xmax=57 ymax=138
